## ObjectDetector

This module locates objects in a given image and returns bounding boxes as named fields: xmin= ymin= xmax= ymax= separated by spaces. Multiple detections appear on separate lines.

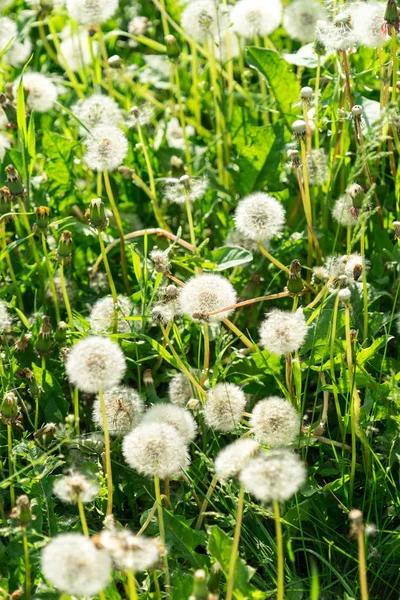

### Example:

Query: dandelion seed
xmin=99 ymin=529 xmax=160 ymax=572
xmin=231 ymin=0 xmax=282 ymax=38
xmin=13 ymin=73 xmax=58 ymax=113
xmin=53 ymin=472 xmax=99 ymax=504
xmin=214 ymin=439 xmax=260 ymax=481
xmin=181 ymin=0 xmax=225 ymax=43
xmin=129 ymin=104 xmax=154 ymax=127
xmin=0 ymin=301 xmax=12 ymax=333
xmin=315 ymin=9 xmax=355 ymax=52
xmin=41 ymin=534 xmax=111 ymax=596
xmin=89 ymin=295 xmax=132 ymax=333
xmin=177 ymin=274 xmax=237 ymax=322
xmin=166 ymin=117 xmax=195 ymax=150
xmin=250 ymin=397 xmax=300 ymax=447
xmin=284 ymin=0 xmax=328 ymax=42
xmin=204 ymin=383 xmax=246 ymax=432
xmin=84 ymin=125 xmax=128 ymax=171
xmin=164 ymin=175 xmax=209 ymax=205
xmin=168 ymin=372 xmax=193 ymax=407
xmin=65 ymin=336 xmax=126 ymax=393
xmin=142 ymin=403 xmax=197 ymax=442
xmin=59 ymin=28 xmax=95 ymax=73
xmin=122 ymin=422 xmax=190 ymax=478
xmin=73 ymin=95 xmax=123 ymax=134
xmin=307 ymin=149 xmax=328 ymax=186
xmin=92 ymin=386 xmax=144 ymax=436
xmin=235 ymin=192 xmax=285 ymax=243
xmin=259 ymin=309 xmax=308 ymax=356
xmin=332 ymin=193 xmax=359 ymax=227
xmin=239 ymin=449 xmax=306 ymax=502
xmin=66 ymin=0 xmax=119 ymax=25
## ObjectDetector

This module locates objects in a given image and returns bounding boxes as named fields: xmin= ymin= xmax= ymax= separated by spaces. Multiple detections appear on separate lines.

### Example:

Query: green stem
xmin=392 ymin=28 xmax=398 ymax=104
xmin=330 ymin=292 xmax=344 ymax=437
xmin=23 ymin=530 xmax=31 ymax=600
xmin=97 ymin=230 xmax=118 ymax=334
xmin=1 ymin=221 xmax=23 ymax=310
xmin=59 ymin=259 xmax=74 ymax=330
xmin=41 ymin=232 xmax=60 ymax=322
xmin=7 ymin=423 xmax=15 ymax=508
xmin=99 ymin=390 xmax=113 ymax=517
xmin=154 ymin=475 xmax=170 ymax=596
xmin=200 ymin=322 xmax=209 ymax=387
xmin=184 ymin=188 xmax=196 ymax=249
xmin=195 ymin=474 xmax=218 ymax=530
xmin=127 ymin=569 xmax=139 ymax=600
xmin=78 ymin=499 xmax=89 ymax=537
xmin=226 ymin=486 xmax=245 ymax=600
xmin=357 ymin=526 xmax=369 ymax=600
xmin=360 ymin=226 xmax=368 ymax=341
xmin=273 ymin=500 xmax=284 ymax=600
xmin=222 ymin=318 xmax=257 ymax=352
xmin=174 ymin=64 xmax=192 ymax=172
xmin=314 ymin=55 xmax=321 ymax=149
xmin=257 ymin=241 xmax=289 ymax=273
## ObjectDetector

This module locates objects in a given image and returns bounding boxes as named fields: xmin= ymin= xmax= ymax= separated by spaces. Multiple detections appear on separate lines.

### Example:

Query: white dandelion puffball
xmin=59 ymin=29 xmax=94 ymax=73
xmin=259 ymin=309 xmax=308 ymax=356
xmin=349 ymin=1 xmax=388 ymax=48
xmin=65 ymin=336 xmax=126 ymax=393
xmin=26 ymin=0 xmax=65 ymax=10
xmin=315 ymin=11 xmax=355 ymax=52
xmin=13 ymin=73 xmax=58 ymax=113
xmin=250 ymin=397 xmax=300 ymax=447
xmin=213 ymin=29 xmax=240 ymax=63
xmin=204 ymin=383 xmax=246 ymax=432
xmin=73 ymin=94 xmax=123 ymax=134
xmin=166 ymin=117 xmax=195 ymax=150
xmin=66 ymin=0 xmax=119 ymax=25
xmin=100 ymin=529 xmax=160 ymax=572
xmin=0 ymin=19 xmax=31 ymax=69
xmin=0 ymin=301 xmax=12 ymax=333
xmin=0 ymin=132 xmax=11 ymax=162
xmin=235 ymin=192 xmax=285 ymax=243
xmin=283 ymin=0 xmax=327 ymax=43
xmin=239 ymin=449 xmax=306 ymax=502
xmin=142 ymin=403 xmax=197 ymax=442
xmin=343 ymin=253 xmax=368 ymax=283
xmin=41 ymin=534 xmax=111 ymax=596
xmin=214 ymin=439 xmax=260 ymax=481
xmin=92 ymin=386 xmax=144 ymax=436
xmin=178 ymin=274 xmax=237 ymax=322
xmin=168 ymin=372 xmax=193 ymax=406
xmin=332 ymin=193 xmax=358 ymax=228
xmin=89 ymin=295 xmax=132 ymax=333
xmin=181 ymin=0 xmax=221 ymax=43
xmin=122 ymin=422 xmax=190 ymax=478
xmin=164 ymin=176 xmax=209 ymax=205
xmin=53 ymin=472 xmax=99 ymax=504
xmin=307 ymin=149 xmax=328 ymax=187
xmin=231 ymin=0 xmax=282 ymax=38
xmin=84 ymin=125 xmax=128 ymax=172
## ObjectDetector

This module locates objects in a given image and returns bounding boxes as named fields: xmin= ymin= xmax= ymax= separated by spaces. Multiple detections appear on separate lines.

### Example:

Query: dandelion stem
xmin=314 ymin=55 xmax=321 ymax=149
xmin=22 ymin=530 xmax=31 ymax=600
xmin=154 ymin=475 xmax=171 ymax=596
xmin=391 ymin=28 xmax=398 ymax=104
xmin=206 ymin=291 xmax=289 ymax=316
xmin=59 ymin=259 xmax=74 ymax=330
xmin=73 ymin=387 xmax=80 ymax=436
xmin=256 ymin=241 xmax=289 ymax=273
xmin=360 ymin=226 xmax=368 ymax=341
xmin=190 ymin=43 xmax=201 ymax=124
xmin=200 ymin=323 xmax=210 ymax=387
xmin=222 ymin=318 xmax=257 ymax=351
xmin=78 ymin=500 xmax=89 ymax=537
xmin=98 ymin=390 xmax=113 ymax=517
xmin=97 ymin=230 xmax=118 ymax=334
xmin=153 ymin=568 xmax=162 ymax=600
xmin=184 ymin=188 xmax=196 ymax=249
xmin=329 ymin=292 xmax=344 ymax=437
xmin=7 ymin=423 xmax=15 ymax=508
xmin=1 ymin=221 xmax=23 ymax=311
xmin=195 ymin=474 xmax=218 ymax=530
xmin=356 ymin=525 xmax=369 ymax=600
xmin=226 ymin=485 xmax=245 ymax=600
xmin=127 ymin=569 xmax=139 ymax=600
xmin=174 ymin=64 xmax=192 ymax=172
xmin=96 ymin=26 xmax=114 ymax=98
xmin=41 ymin=232 xmax=60 ymax=322
xmin=273 ymin=500 xmax=284 ymax=600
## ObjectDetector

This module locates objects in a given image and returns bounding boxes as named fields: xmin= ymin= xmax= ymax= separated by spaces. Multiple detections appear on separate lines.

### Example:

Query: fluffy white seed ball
xmin=65 ymin=336 xmax=126 ymax=393
xmin=332 ymin=193 xmax=358 ymax=227
xmin=239 ymin=450 xmax=306 ymax=502
xmin=122 ymin=422 xmax=190 ymax=478
xmin=53 ymin=472 xmax=99 ymax=504
xmin=100 ymin=529 xmax=160 ymax=572
xmin=89 ymin=295 xmax=133 ymax=333
xmin=168 ymin=372 xmax=193 ymax=406
xmin=84 ymin=125 xmax=128 ymax=172
xmin=66 ymin=0 xmax=119 ymax=25
xmin=41 ymin=534 xmax=111 ymax=596
xmin=234 ymin=192 xmax=285 ymax=243
xmin=181 ymin=0 xmax=222 ymax=43
xmin=214 ymin=439 xmax=260 ymax=481
xmin=178 ymin=274 xmax=237 ymax=322
xmin=250 ymin=397 xmax=300 ymax=447
xmin=73 ymin=94 xmax=123 ymax=134
xmin=204 ymin=383 xmax=246 ymax=432
xmin=0 ymin=301 xmax=12 ymax=333
xmin=259 ymin=309 xmax=308 ymax=356
xmin=59 ymin=28 xmax=95 ymax=73
xmin=13 ymin=73 xmax=58 ymax=113
xmin=142 ymin=403 xmax=197 ymax=442
xmin=284 ymin=0 xmax=328 ymax=42
xmin=92 ymin=386 xmax=144 ymax=436
xmin=231 ymin=0 xmax=282 ymax=38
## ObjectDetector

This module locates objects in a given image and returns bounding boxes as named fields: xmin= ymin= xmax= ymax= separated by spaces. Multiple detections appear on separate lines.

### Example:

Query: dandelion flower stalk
xmin=350 ymin=510 xmax=369 ymax=600
xmin=97 ymin=230 xmax=118 ymax=334
xmin=200 ymin=322 xmax=210 ymax=387
xmin=127 ymin=568 xmax=138 ymax=600
xmin=78 ymin=499 xmax=89 ymax=537
xmin=274 ymin=500 xmax=284 ymax=600
xmin=98 ymin=389 xmax=113 ymax=516
xmin=154 ymin=474 xmax=171 ymax=596
xmin=329 ymin=292 xmax=344 ymax=437
xmin=1 ymin=221 xmax=23 ymax=311
xmin=7 ymin=423 xmax=15 ymax=507
xmin=47 ymin=18 xmax=84 ymax=99
xmin=173 ymin=62 xmax=192 ymax=172
xmin=226 ymin=485 xmax=245 ymax=600
xmin=41 ymin=232 xmax=60 ymax=322
xmin=256 ymin=241 xmax=289 ymax=273
xmin=59 ymin=259 xmax=74 ymax=330
xmin=360 ymin=226 xmax=368 ymax=341
xmin=23 ymin=529 xmax=31 ymax=600
xmin=195 ymin=474 xmax=218 ymax=530
xmin=391 ymin=28 xmax=398 ymax=104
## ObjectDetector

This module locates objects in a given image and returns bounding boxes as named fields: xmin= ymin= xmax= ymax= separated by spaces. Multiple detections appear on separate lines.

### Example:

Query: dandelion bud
xmin=9 ymin=590 xmax=23 ymax=600
xmin=0 ymin=186 xmax=12 ymax=216
xmin=191 ymin=569 xmax=208 ymax=600
xmin=34 ymin=422 xmax=57 ymax=448
xmin=12 ymin=495 xmax=32 ymax=527
xmin=384 ymin=0 xmax=399 ymax=26
xmin=186 ymin=398 xmax=200 ymax=411
xmin=292 ymin=119 xmax=307 ymax=140
xmin=349 ymin=508 xmax=364 ymax=536
xmin=14 ymin=335 xmax=29 ymax=352
xmin=150 ymin=248 xmax=170 ymax=274
xmin=88 ymin=198 xmax=108 ymax=230
xmin=118 ymin=165 xmax=135 ymax=179
xmin=352 ymin=105 xmax=363 ymax=119
xmin=393 ymin=220 xmax=400 ymax=238
xmin=5 ymin=165 xmax=24 ymax=196
xmin=165 ymin=34 xmax=181 ymax=60
xmin=339 ymin=288 xmax=352 ymax=305
xmin=313 ymin=39 xmax=326 ymax=56
xmin=287 ymin=259 xmax=303 ymax=295
xmin=58 ymin=230 xmax=73 ymax=263
xmin=0 ymin=391 xmax=19 ymax=421
xmin=55 ymin=321 xmax=68 ymax=344
xmin=35 ymin=316 xmax=53 ymax=356
xmin=289 ymin=149 xmax=301 ymax=168
xmin=180 ymin=174 xmax=191 ymax=189
xmin=108 ymin=54 xmax=122 ymax=68
xmin=34 ymin=206 xmax=50 ymax=233
xmin=347 ymin=183 xmax=364 ymax=209
xmin=166 ymin=284 xmax=179 ymax=299
xmin=143 ymin=369 xmax=154 ymax=386
xmin=301 ymin=86 xmax=313 ymax=102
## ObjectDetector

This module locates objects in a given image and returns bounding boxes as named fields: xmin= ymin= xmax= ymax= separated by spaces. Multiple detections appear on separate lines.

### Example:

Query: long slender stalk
xmin=1 ymin=221 xmax=23 ymax=310
xmin=200 ymin=323 xmax=210 ymax=387
xmin=391 ymin=28 xmax=398 ymax=104
xmin=73 ymin=387 xmax=80 ymax=436
xmin=195 ymin=474 xmax=218 ymax=530
xmin=184 ymin=188 xmax=196 ymax=249
xmin=356 ymin=525 xmax=369 ymax=600
xmin=329 ymin=292 xmax=344 ymax=437
xmin=174 ymin=64 xmax=192 ymax=172
xmin=154 ymin=475 xmax=170 ymax=596
xmin=360 ymin=226 xmax=368 ymax=341
xmin=97 ymin=230 xmax=118 ymax=334
xmin=226 ymin=485 xmax=245 ymax=600
xmin=222 ymin=318 xmax=257 ymax=351
xmin=314 ymin=55 xmax=321 ymax=149
xmin=78 ymin=500 xmax=89 ymax=537
xmin=257 ymin=241 xmax=289 ymax=273
xmin=127 ymin=569 xmax=139 ymax=600
xmin=41 ymin=233 xmax=60 ymax=321
xmin=59 ymin=259 xmax=74 ymax=330
xmin=7 ymin=423 xmax=15 ymax=507
xmin=22 ymin=530 xmax=31 ymax=600
xmin=273 ymin=500 xmax=284 ymax=600
xmin=98 ymin=390 xmax=113 ymax=516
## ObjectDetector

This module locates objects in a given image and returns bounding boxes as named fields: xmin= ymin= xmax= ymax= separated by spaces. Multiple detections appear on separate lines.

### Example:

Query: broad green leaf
xmin=203 ymin=246 xmax=253 ymax=271
xmin=164 ymin=512 xmax=207 ymax=568
xmin=130 ymin=247 xmax=142 ymax=284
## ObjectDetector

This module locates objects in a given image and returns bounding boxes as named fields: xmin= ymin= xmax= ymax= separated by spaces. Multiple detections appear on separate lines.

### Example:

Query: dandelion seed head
xmin=234 ymin=192 xmax=285 ymax=243
xmin=349 ymin=1 xmax=388 ymax=48
xmin=168 ymin=372 xmax=193 ymax=406
xmin=214 ymin=438 xmax=260 ymax=481
xmin=0 ymin=301 xmax=12 ymax=333
xmin=59 ymin=29 xmax=95 ymax=73
xmin=99 ymin=529 xmax=160 ymax=572
xmin=259 ymin=309 xmax=308 ymax=356
xmin=284 ymin=0 xmax=328 ymax=42
xmin=65 ymin=336 xmax=126 ymax=393
xmin=181 ymin=0 xmax=222 ymax=43
xmin=250 ymin=397 xmax=300 ymax=446
xmin=89 ymin=295 xmax=132 ymax=334
xmin=204 ymin=383 xmax=246 ymax=432
xmin=84 ymin=125 xmax=128 ymax=171
xmin=164 ymin=176 xmax=209 ymax=205
xmin=332 ymin=193 xmax=358 ymax=227
xmin=307 ymin=149 xmax=328 ymax=186
xmin=225 ymin=229 xmax=259 ymax=253
xmin=152 ymin=303 xmax=176 ymax=324
xmin=122 ymin=422 xmax=190 ymax=478
xmin=92 ymin=386 xmax=144 ymax=436
xmin=41 ymin=534 xmax=111 ymax=596
xmin=0 ymin=19 xmax=32 ymax=68
xmin=315 ymin=10 xmax=355 ymax=51
xmin=342 ymin=253 xmax=368 ymax=283
xmin=142 ymin=403 xmax=197 ymax=442
xmin=73 ymin=95 xmax=123 ymax=134
xmin=53 ymin=472 xmax=99 ymax=504
xmin=66 ymin=0 xmax=119 ymax=25
xmin=166 ymin=117 xmax=195 ymax=150
xmin=13 ymin=73 xmax=58 ymax=113
xmin=177 ymin=274 xmax=237 ymax=322
xmin=231 ymin=0 xmax=282 ymax=38
xmin=239 ymin=449 xmax=306 ymax=502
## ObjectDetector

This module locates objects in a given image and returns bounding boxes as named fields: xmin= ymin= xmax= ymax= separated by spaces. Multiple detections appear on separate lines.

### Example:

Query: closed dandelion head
xmin=66 ymin=0 xmax=118 ymax=25
xmin=93 ymin=386 xmax=144 ymax=436
xmin=339 ymin=287 xmax=352 ymax=304
xmin=234 ymin=192 xmax=285 ymax=243
xmin=178 ymin=274 xmax=237 ymax=322
xmin=73 ymin=95 xmax=122 ymax=134
xmin=89 ymin=295 xmax=132 ymax=333
xmin=142 ymin=403 xmax=197 ymax=442
xmin=41 ymin=534 xmax=111 ymax=596
xmin=168 ymin=372 xmax=193 ymax=407
xmin=152 ymin=303 xmax=175 ymax=324
xmin=214 ymin=439 xmax=260 ymax=481
xmin=231 ymin=0 xmax=282 ymax=38
xmin=14 ymin=73 xmax=58 ymax=113
xmin=284 ymin=0 xmax=328 ymax=42
xmin=204 ymin=383 xmax=246 ymax=432
xmin=53 ymin=472 xmax=99 ymax=504
xmin=65 ymin=336 xmax=126 ymax=393
xmin=122 ymin=422 xmax=190 ymax=478
xmin=239 ymin=449 xmax=306 ymax=502
xmin=84 ymin=125 xmax=128 ymax=172
xmin=250 ymin=397 xmax=300 ymax=447
xmin=181 ymin=0 xmax=222 ymax=43
xmin=259 ymin=309 xmax=308 ymax=356
xmin=342 ymin=253 xmax=368 ymax=283
xmin=150 ymin=248 xmax=170 ymax=274
xmin=0 ymin=301 xmax=12 ymax=333
xmin=99 ymin=529 xmax=160 ymax=572
xmin=164 ymin=175 xmax=209 ymax=205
